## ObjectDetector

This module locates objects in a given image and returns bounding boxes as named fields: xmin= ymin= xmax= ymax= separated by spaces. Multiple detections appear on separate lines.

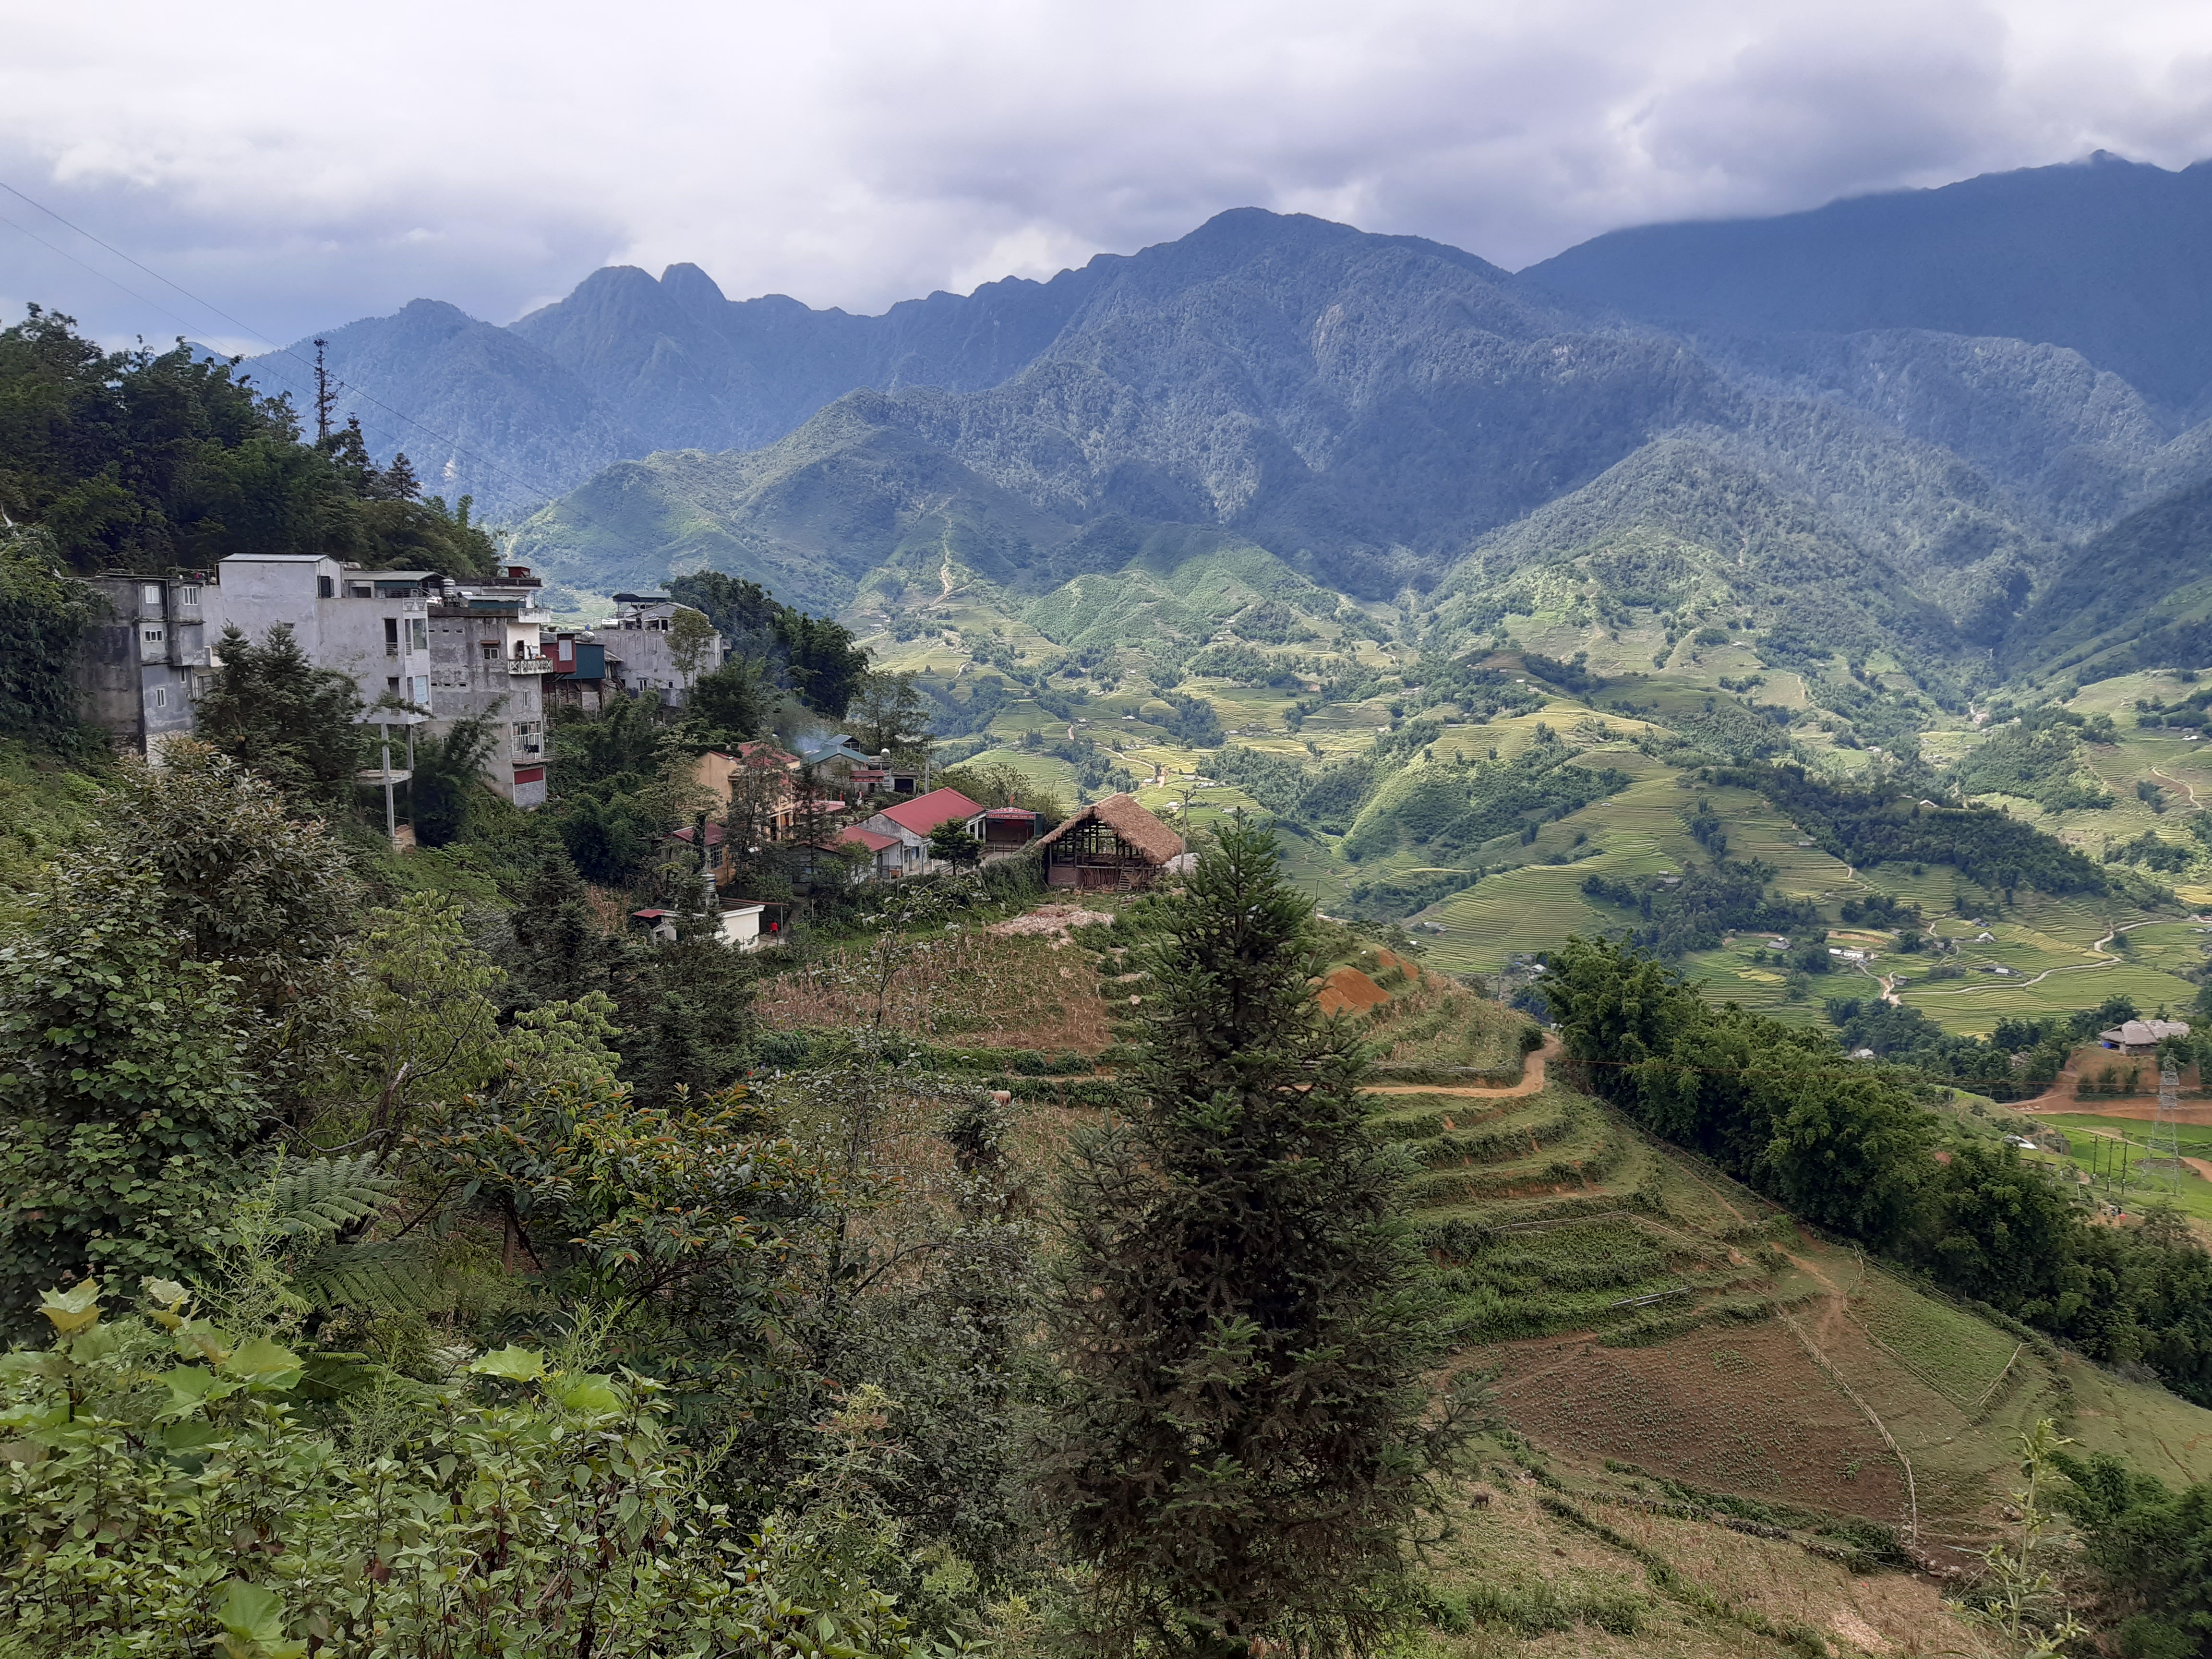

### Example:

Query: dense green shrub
xmin=0 ymin=1278 xmax=912 ymax=1659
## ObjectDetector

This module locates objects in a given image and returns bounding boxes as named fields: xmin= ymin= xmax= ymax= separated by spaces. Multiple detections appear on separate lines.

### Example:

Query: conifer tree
xmin=1043 ymin=821 xmax=1467 ymax=1657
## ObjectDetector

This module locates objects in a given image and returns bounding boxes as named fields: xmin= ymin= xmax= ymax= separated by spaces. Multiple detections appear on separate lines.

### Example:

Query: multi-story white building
xmin=424 ymin=566 xmax=557 ymax=808
xmin=205 ymin=555 xmax=553 ymax=807
xmin=205 ymin=554 xmax=433 ymax=716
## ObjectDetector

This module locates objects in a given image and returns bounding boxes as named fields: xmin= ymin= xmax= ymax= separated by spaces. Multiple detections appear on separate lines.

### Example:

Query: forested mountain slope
xmin=1523 ymin=151 xmax=2212 ymax=412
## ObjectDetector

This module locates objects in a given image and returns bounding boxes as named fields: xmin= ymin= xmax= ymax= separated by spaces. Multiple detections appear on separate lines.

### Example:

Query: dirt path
xmin=1907 ymin=918 xmax=2157 ymax=1004
xmin=2154 ymin=763 xmax=2200 ymax=809
xmin=1361 ymin=1035 xmax=1557 ymax=1099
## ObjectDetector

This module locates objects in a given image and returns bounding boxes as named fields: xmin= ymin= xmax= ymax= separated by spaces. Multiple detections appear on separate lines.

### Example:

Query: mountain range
xmin=244 ymin=151 xmax=2212 ymax=684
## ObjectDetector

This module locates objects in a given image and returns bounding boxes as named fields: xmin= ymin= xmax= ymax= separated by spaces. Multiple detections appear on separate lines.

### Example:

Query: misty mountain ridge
xmin=246 ymin=154 xmax=2212 ymax=688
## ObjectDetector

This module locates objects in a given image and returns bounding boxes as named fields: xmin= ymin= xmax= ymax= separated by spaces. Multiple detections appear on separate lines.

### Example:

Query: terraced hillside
xmin=1368 ymin=1033 xmax=2212 ymax=1575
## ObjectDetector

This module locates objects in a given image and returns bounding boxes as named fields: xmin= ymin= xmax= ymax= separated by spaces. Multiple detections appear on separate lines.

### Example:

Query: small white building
xmin=600 ymin=595 xmax=722 ymax=707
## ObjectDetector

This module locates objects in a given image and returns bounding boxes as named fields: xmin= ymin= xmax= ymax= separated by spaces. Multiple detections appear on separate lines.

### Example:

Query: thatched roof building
xmin=1034 ymin=793 xmax=1183 ymax=890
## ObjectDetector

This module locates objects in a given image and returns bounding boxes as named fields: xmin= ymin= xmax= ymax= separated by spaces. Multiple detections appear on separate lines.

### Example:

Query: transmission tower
xmin=312 ymin=337 xmax=335 ymax=445
xmin=2142 ymin=1063 xmax=2185 ymax=1198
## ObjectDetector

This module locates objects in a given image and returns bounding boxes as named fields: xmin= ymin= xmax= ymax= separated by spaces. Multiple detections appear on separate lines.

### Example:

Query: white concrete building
xmin=600 ymin=596 xmax=721 ymax=706
xmin=206 ymin=554 xmax=433 ymax=716
xmin=424 ymin=567 xmax=557 ymax=808
xmin=207 ymin=555 xmax=553 ymax=808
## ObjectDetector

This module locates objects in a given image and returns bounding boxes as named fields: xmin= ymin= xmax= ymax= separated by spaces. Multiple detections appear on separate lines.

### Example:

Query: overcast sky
xmin=5 ymin=0 xmax=2212 ymax=352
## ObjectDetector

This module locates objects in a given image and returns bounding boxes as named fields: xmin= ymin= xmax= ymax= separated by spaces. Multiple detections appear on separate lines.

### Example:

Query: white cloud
xmin=2 ymin=0 xmax=2211 ymax=347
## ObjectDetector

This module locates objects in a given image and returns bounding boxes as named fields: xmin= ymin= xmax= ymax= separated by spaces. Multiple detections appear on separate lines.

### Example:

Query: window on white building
xmin=384 ymin=617 xmax=400 ymax=657
xmin=140 ymin=584 xmax=161 ymax=608
xmin=511 ymin=721 xmax=543 ymax=757
xmin=176 ymin=585 xmax=200 ymax=606
xmin=152 ymin=687 xmax=167 ymax=709
xmin=409 ymin=618 xmax=428 ymax=653
xmin=142 ymin=627 xmax=164 ymax=644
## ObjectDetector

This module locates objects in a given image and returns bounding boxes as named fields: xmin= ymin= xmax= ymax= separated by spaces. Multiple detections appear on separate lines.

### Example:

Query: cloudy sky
xmin=5 ymin=0 xmax=2212 ymax=351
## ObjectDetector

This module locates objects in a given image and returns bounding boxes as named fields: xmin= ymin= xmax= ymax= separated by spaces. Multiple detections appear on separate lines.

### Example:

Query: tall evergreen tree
xmin=1043 ymin=821 xmax=1467 ymax=1657
xmin=196 ymin=623 xmax=364 ymax=801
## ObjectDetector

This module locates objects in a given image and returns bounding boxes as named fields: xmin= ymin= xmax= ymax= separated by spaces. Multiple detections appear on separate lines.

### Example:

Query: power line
xmin=0 ymin=177 xmax=566 ymax=507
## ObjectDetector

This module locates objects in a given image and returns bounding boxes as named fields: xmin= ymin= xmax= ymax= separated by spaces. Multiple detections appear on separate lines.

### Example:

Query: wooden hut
xmin=1034 ymin=793 xmax=1183 ymax=891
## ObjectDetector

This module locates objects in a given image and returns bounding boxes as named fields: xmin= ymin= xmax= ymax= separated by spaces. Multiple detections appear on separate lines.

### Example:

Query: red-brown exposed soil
xmin=1316 ymin=965 xmax=1390 ymax=1014
xmin=1491 ymin=1320 xmax=1907 ymax=1524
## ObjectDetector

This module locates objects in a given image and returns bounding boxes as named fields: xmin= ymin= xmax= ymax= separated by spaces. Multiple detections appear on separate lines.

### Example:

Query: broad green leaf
xmin=221 ymin=1338 xmax=303 ymax=1390
xmin=216 ymin=1580 xmax=286 ymax=1640
xmin=550 ymin=1372 xmax=622 ymax=1413
xmin=175 ymin=1320 xmax=233 ymax=1366
xmin=36 ymin=1279 xmax=100 ymax=1336
xmin=161 ymin=1420 xmax=229 ymax=1455
xmin=160 ymin=1366 xmax=239 ymax=1417
xmin=143 ymin=1276 xmax=189 ymax=1308
xmin=469 ymin=1345 xmax=547 ymax=1382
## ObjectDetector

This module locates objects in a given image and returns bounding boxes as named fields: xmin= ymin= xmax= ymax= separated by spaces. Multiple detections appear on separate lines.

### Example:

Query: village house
xmin=837 ymin=826 xmax=902 ymax=881
xmin=72 ymin=571 xmax=213 ymax=757
xmin=600 ymin=595 xmax=721 ymax=706
xmin=693 ymin=743 xmax=849 ymax=842
xmin=852 ymin=786 xmax=987 ymax=877
xmin=1034 ymin=793 xmax=1183 ymax=890
xmin=421 ymin=566 xmax=558 ymax=807
xmin=968 ymin=805 xmax=1043 ymax=858
xmin=2101 ymin=1017 xmax=2192 ymax=1054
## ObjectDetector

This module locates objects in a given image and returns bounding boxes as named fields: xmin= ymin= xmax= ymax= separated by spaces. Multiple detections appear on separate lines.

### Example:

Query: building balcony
xmin=505 ymin=653 xmax=561 ymax=675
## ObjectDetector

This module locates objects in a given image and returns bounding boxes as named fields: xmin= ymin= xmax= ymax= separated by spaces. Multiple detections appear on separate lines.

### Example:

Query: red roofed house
xmin=839 ymin=825 xmax=902 ymax=881
xmin=853 ymin=787 xmax=986 ymax=877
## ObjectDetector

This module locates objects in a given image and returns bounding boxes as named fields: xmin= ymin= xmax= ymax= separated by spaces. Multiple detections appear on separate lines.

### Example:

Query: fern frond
xmin=290 ymin=1240 xmax=438 ymax=1313
xmin=264 ymin=1154 xmax=399 ymax=1238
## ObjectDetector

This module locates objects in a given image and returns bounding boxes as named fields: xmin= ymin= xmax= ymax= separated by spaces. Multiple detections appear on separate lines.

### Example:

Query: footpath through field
xmin=1357 ymin=1034 xmax=1558 ymax=1098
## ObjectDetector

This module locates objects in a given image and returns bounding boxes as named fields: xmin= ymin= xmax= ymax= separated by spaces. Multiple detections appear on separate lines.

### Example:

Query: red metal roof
xmin=840 ymin=827 xmax=899 ymax=853
xmin=877 ymin=787 xmax=985 ymax=835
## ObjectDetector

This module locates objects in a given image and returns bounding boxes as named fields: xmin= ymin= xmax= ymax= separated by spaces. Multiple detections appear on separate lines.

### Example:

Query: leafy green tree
xmin=927 ymin=818 xmax=981 ymax=868
xmin=0 ymin=862 xmax=260 ymax=1327
xmin=550 ymin=693 xmax=663 ymax=791
xmin=195 ymin=624 xmax=363 ymax=800
xmin=509 ymin=848 xmax=623 ymax=1006
xmin=2055 ymin=1449 xmax=2212 ymax=1659
xmin=71 ymin=743 xmax=358 ymax=1113
xmin=347 ymin=893 xmax=506 ymax=1148
xmin=1042 ymin=821 xmax=1466 ymax=1655
xmin=668 ymin=603 xmax=720 ymax=685
xmin=0 ymin=306 xmax=499 ymax=577
xmin=668 ymin=570 xmax=870 ymax=717
xmin=0 ymin=528 xmax=98 ymax=748
xmin=688 ymin=655 xmax=768 ymax=743
xmin=848 ymin=671 xmax=933 ymax=764
xmin=408 ymin=710 xmax=500 ymax=847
